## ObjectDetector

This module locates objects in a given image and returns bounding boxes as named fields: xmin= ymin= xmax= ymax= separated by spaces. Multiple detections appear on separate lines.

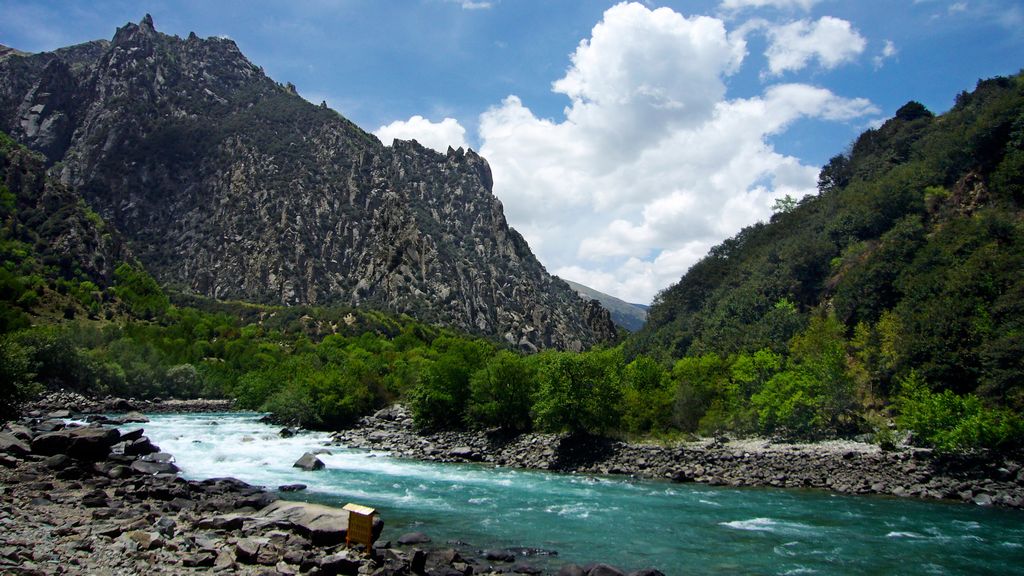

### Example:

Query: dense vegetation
xmin=3 ymin=73 xmax=1024 ymax=455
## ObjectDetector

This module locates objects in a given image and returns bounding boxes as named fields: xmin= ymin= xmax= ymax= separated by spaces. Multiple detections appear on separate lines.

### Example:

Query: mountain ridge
xmin=0 ymin=15 xmax=615 ymax=351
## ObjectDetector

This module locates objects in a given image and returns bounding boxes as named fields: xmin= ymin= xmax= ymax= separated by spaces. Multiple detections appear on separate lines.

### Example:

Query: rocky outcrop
xmin=0 ymin=15 xmax=616 ymax=351
xmin=335 ymin=405 xmax=1024 ymax=509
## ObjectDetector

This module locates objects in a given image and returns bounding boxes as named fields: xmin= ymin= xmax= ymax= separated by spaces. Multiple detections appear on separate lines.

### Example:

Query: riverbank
xmin=2 ymin=398 xmax=662 ymax=576
xmin=332 ymin=405 xmax=1024 ymax=509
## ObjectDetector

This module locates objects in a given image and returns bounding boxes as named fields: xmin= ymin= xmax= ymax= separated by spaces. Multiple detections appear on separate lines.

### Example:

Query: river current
xmin=130 ymin=412 xmax=1024 ymax=575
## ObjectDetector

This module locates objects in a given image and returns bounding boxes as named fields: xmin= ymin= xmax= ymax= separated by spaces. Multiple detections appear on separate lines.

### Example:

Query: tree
xmin=0 ymin=336 xmax=40 ymax=420
xmin=466 ymin=352 xmax=536 ymax=432
xmin=533 ymin=350 xmax=623 ymax=435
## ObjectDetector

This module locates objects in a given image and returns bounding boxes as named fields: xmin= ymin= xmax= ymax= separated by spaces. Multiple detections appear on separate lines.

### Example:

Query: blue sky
xmin=2 ymin=0 xmax=1022 ymax=304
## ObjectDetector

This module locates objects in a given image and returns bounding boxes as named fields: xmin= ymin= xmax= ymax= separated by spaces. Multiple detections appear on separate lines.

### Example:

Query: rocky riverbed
xmin=1 ymin=395 xmax=664 ymax=576
xmin=332 ymin=405 xmax=1024 ymax=509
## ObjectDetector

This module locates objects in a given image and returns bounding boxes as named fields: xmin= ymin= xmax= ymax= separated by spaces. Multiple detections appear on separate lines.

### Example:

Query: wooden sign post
xmin=343 ymin=503 xmax=378 ymax=549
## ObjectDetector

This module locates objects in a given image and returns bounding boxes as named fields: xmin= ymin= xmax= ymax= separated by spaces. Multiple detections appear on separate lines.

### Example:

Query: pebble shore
xmin=333 ymin=405 xmax=1024 ymax=509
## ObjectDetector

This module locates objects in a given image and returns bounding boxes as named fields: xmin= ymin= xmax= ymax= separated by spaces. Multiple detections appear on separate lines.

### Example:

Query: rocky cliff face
xmin=0 ymin=16 xmax=615 ymax=350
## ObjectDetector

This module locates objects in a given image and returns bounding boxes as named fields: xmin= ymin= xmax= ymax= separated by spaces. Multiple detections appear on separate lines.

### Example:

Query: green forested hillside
xmin=617 ymin=73 xmax=1024 ymax=449
xmin=632 ymin=75 xmax=1023 ymax=397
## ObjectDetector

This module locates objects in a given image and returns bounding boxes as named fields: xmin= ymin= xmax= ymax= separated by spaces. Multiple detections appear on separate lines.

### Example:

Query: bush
xmin=895 ymin=370 xmax=1024 ymax=453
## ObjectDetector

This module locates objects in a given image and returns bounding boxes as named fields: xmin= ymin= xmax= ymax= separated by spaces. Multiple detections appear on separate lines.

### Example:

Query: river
xmin=131 ymin=412 xmax=1024 ymax=575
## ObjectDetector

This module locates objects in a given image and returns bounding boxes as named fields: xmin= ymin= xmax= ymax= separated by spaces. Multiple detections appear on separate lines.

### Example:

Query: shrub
xmin=895 ymin=370 xmax=1024 ymax=453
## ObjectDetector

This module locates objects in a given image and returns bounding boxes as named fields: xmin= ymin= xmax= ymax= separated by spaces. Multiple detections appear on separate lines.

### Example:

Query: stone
xmin=122 ymin=411 xmax=149 ymax=423
xmin=512 ymin=562 xmax=543 ymax=575
xmin=0 ymin=432 xmax=30 ymax=456
xmin=485 ymin=549 xmax=516 ymax=562
xmin=126 ymin=530 xmax=163 ymax=550
xmin=397 ymin=531 xmax=431 ymax=545
xmin=253 ymin=500 xmax=367 ymax=546
xmin=183 ymin=552 xmax=217 ymax=567
xmin=450 ymin=446 xmax=479 ymax=460
xmin=320 ymin=551 xmax=361 ymax=575
xmin=42 ymin=453 xmax=73 ymax=470
xmin=235 ymin=538 xmax=263 ymax=564
xmin=293 ymin=452 xmax=325 ymax=471
xmin=587 ymin=564 xmax=626 ymax=576
xmin=279 ymin=428 xmax=296 ymax=438
xmin=558 ymin=565 xmax=586 ymax=576
xmin=278 ymin=483 xmax=307 ymax=492
xmin=627 ymin=570 xmax=666 ymax=576
xmin=130 ymin=459 xmax=179 ymax=475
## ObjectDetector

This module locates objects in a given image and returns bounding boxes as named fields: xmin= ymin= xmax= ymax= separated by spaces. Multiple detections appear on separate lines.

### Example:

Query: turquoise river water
xmin=131 ymin=412 xmax=1024 ymax=575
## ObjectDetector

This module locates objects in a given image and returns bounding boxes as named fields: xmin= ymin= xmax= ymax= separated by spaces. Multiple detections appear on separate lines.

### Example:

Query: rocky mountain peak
xmin=0 ymin=16 xmax=616 ymax=351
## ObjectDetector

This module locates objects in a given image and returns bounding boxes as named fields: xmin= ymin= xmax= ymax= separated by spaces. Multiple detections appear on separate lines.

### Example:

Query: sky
xmin=2 ymin=1 xmax=1022 ymax=304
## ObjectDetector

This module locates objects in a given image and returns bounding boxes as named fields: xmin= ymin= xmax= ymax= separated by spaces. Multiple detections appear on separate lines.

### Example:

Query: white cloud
xmin=446 ymin=0 xmax=493 ymax=9
xmin=873 ymin=39 xmax=897 ymax=69
xmin=949 ymin=2 xmax=968 ymax=14
xmin=764 ymin=16 xmax=867 ymax=75
xmin=720 ymin=0 xmax=821 ymax=12
xmin=478 ymin=2 xmax=877 ymax=303
xmin=374 ymin=115 xmax=469 ymax=153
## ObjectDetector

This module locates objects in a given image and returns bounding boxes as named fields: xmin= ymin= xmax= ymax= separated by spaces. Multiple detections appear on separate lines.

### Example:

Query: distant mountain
xmin=628 ymin=73 xmax=1024 ymax=407
xmin=563 ymin=279 xmax=648 ymax=332
xmin=0 ymin=15 xmax=615 ymax=351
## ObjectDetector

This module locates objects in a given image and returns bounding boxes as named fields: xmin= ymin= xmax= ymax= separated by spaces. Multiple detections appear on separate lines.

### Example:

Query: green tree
xmin=0 ymin=336 xmax=41 ymax=420
xmin=533 ymin=350 xmax=623 ymax=435
xmin=466 ymin=351 xmax=536 ymax=432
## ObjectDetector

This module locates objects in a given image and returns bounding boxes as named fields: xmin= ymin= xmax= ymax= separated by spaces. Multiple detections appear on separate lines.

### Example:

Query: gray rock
xmin=485 ymin=549 xmax=516 ymax=562
xmin=293 ymin=452 xmax=325 ymax=471
xmin=129 ymin=459 xmax=179 ymax=475
xmin=397 ymin=531 xmax=431 ymax=545
xmin=587 ymin=564 xmax=626 ymax=576
xmin=0 ymin=432 xmax=30 ymax=456
xmin=320 ymin=551 xmax=361 ymax=575
xmin=558 ymin=565 xmax=586 ymax=576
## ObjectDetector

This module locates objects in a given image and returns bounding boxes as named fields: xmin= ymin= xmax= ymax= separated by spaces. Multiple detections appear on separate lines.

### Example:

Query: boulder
xmin=278 ymin=483 xmax=307 ymax=492
xmin=558 ymin=565 xmax=586 ymax=576
xmin=485 ymin=549 xmax=516 ymax=562
xmin=627 ymin=570 xmax=666 ymax=576
xmin=254 ymin=500 xmax=367 ymax=546
xmin=31 ymin=431 xmax=73 ymax=456
xmin=0 ymin=432 xmax=30 ymax=457
xmin=587 ymin=565 xmax=626 ymax=576
xmin=130 ymin=459 xmax=180 ymax=475
xmin=450 ymin=446 xmax=480 ymax=460
xmin=122 ymin=411 xmax=149 ymax=423
xmin=67 ymin=426 xmax=121 ymax=460
xmin=397 ymin=531 xmax=431 ymax=545
xmin=293 ymin=452 xmax=325 ymax=471
xmin=320 ymin=551 xmax=361 ymax=575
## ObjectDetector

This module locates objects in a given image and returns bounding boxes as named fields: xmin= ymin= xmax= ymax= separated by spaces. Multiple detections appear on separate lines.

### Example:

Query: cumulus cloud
xmin=374 ymin=115 xmax=469 ymax=153
xmin=764 ymin=17 xmax=867 ymax=75
xmin=477 ymin=2 xmax=876 ymax=303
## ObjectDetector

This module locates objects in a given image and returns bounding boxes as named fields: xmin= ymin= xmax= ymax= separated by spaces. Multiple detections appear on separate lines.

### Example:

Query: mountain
xmin=0 ymin=130 xmax=137 ymax=329
xmin=628 ymin=73 xmax=1024 ymax=408
xmin=563 ymin=279 xmax=648 ymax=332
xmin=0 ymin=16 xmax=615 ymax=351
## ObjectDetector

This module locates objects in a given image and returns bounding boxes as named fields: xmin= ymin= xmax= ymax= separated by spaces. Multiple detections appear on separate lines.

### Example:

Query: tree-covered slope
xmin=630 ymin=73 xmax=1024 ymax=411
